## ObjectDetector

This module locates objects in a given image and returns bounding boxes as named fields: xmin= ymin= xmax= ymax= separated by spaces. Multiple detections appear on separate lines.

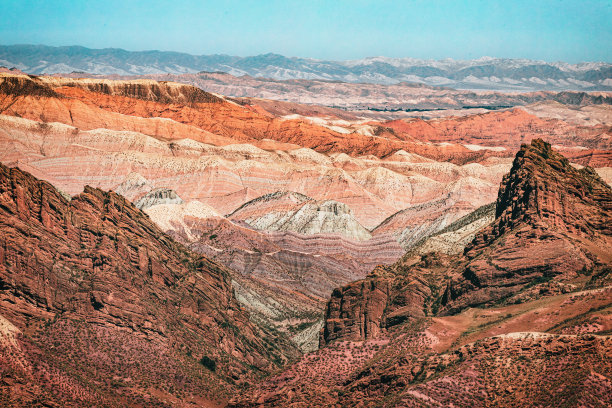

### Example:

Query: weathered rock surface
xmin=144 ymin=201 xmax=404 ymax=352
xmin=320 ymin=255 xmax=449 ymax=346
xmin=372 ymin=196 xmax=482 ymax=249
xmin=0 ymin=164 xmax=298 ymax=407
xmin=228 ymin=191 xmax=372 ymax=241
xmin=232 ymin=141 xmax=612 ymax=407
xmin=442 ymin=139 xmax=612 ymax=313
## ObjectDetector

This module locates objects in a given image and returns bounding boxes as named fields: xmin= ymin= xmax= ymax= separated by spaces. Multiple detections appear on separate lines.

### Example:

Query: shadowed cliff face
xmin=0 ymin=163 xmax=299 ymax=407
xmin=0 ymin=74 xmax=63 ymax=98
xmin=0 ymin=74 xmax=223 ymax=104
xmin=68 ymin=79 xmax=224 ymax=105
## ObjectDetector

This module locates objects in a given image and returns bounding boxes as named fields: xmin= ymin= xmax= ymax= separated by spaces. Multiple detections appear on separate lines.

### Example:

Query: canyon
xmin=0 ymin=70 xmax=610 ymax=407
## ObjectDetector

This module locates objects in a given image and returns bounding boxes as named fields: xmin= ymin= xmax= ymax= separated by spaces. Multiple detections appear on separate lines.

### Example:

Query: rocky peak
xmin=321 ymin=140 xmax=612 ymax=343
xmin=491 ymin=138 xmax=612 ymax=239
xmin=444 ymin=139 xmax=612 ymax=312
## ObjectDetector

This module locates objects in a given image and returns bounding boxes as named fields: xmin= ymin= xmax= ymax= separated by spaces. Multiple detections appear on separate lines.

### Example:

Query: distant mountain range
xmin=1 ymin=44 xmax=611 ymax=91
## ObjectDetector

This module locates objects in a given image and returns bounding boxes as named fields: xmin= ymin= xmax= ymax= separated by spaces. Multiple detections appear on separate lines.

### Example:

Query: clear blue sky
xmin=1 ymin=0 xmax=611 ymax=62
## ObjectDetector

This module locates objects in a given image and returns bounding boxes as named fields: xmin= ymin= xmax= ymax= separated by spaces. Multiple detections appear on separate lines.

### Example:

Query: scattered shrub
xmin=200 ymin=355 xmax=216 ymax=372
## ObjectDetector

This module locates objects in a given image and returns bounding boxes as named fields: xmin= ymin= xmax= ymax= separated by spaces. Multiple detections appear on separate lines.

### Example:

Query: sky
xmin=1 ymin=0 xmax=611 ymax=62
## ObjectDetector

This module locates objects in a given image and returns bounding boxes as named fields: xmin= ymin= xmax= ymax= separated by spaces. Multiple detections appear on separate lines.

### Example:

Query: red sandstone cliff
xmin=0 ymin=163 xmax=298 ymax=407
xmin=442 ymin=139 xmax=612 ymax=313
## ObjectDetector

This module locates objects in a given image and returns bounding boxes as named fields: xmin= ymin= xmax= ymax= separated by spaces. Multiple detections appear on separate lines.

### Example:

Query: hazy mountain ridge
xmin=1 ymin=44 xmax=611 ymax=91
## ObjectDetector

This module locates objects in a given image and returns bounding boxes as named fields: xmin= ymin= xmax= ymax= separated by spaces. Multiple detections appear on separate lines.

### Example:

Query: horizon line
xmin=2 ymin=43 xmax=610 ymax=65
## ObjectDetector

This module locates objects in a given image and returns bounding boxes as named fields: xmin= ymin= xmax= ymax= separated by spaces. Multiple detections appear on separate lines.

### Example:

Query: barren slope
xmin=0 ymin=164 xmax=299 ymax=407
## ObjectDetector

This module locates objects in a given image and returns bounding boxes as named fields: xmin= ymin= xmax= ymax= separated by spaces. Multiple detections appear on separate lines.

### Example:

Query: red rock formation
xmin=322 ymin=140 xmax=611 ymax=346
xmin=384 ymin=108 xmax=612 ymax=152
xmin=0 ymin=163 xmax=298 ymax=407
xmin=232 ymin=140 xmax=612 ymax=407
xmin=319 ymin=254 xmax=450 ymax=346
xmin=0 ymin=73 xmax=607 ymax=233
xmin=5 ymin=73 xmax=608 ymax=166
xmin=321 ymin=272 xmax=392 ymax=344
xmin=0 ymin=107 xmax=511 ymax=230
xmin=442 ymin=139 xmax=612 ymax=313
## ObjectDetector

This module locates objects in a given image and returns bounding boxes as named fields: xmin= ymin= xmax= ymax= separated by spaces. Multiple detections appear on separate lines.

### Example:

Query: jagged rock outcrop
xmin=320 ymin=206 xmax=497 ymax=345
xmin=321 ymin=271 xmax=392 ymax=344
xmin=322 ymin=140 xmax=612 ymax=346
xmin=0 ymin=163 xmax=298 ymax=407
xmin=442 ymin=139 xmax=612 ymax=313
xmin=319 ymin=254 xmax=450 ymax=346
